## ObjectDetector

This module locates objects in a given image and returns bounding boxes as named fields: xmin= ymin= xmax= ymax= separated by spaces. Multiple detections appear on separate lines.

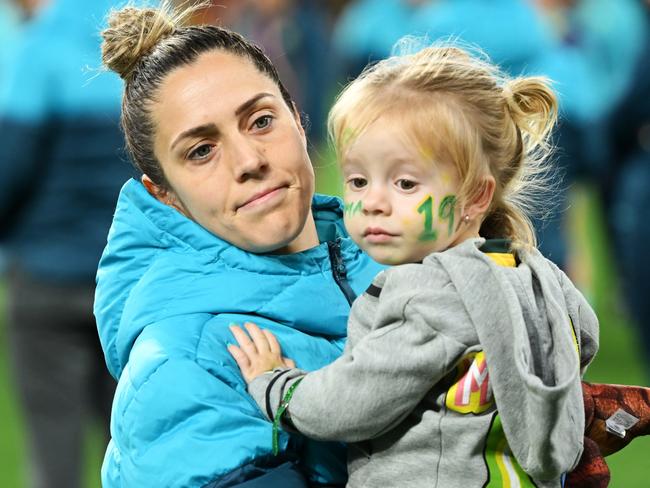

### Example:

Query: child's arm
xmin=228 ymin=300 xmax=467 ymax=443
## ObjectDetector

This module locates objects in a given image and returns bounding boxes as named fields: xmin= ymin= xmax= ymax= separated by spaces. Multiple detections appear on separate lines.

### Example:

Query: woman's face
xmin=151 ymin=50 xmax=317 ymax=254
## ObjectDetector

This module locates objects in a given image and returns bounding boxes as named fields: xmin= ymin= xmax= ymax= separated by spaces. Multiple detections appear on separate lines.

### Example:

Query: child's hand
xmin=227 ymin=322 xmax=296 ymax=384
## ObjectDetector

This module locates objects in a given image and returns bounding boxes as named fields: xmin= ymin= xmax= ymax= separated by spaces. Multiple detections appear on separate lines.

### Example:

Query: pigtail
xmin=481 ymin=76 xmax=559 ymax=248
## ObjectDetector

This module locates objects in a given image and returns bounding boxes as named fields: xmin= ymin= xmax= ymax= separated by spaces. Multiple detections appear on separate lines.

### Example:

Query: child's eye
xmin=252 ymin=115 xmax=273 ymax=130
xmin=349 ymin=177 xmax=368 ymax=189
xmin=397 ymin=179 xmax=417 ymax=190
xmin=188 ymin=143 xmax=214 ymax=161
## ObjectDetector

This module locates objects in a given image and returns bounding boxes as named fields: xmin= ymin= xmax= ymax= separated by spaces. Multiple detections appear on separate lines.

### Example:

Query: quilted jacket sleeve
xmin=105 ymin=356 xmax=271 ymax=487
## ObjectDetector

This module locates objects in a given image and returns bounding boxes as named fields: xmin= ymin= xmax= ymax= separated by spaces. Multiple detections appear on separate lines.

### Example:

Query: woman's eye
xmin=253 ymin=115 xmax=273 ymax=130
xmin=349 ymin=177 xmax=367 ymax=189
xmin=188 ymin=144 xmax=214 ymax=160
xmin=397 ymin=179 xmax=417 ymax=190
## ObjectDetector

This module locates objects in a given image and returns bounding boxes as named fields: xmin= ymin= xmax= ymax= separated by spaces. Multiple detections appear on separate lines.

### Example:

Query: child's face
xmin=341 ymin=119 xmax=477 ymax=265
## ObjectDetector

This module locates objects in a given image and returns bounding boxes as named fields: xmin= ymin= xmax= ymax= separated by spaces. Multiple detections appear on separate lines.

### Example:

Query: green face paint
xmin=344 ymin=200 xmax=363 ymax=216
xmin=417 ymin=195 xmax=438 ymax=242
xmin=439 ymin=195 xmax=457 ymax=237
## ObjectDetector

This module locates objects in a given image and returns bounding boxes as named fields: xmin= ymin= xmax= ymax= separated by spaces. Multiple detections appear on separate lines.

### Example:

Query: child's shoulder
xmin=380 ymin=258 xmax=453 ymax=295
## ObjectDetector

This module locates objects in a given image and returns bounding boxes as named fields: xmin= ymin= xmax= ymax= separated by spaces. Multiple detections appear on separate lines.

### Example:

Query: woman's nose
xmin=230 ymin=138 xmax=268 ymax=182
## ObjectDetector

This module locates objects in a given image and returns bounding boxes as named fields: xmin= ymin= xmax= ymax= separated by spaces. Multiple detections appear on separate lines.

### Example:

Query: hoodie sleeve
xmin=248 ymin=267 xmax=468 ymax=443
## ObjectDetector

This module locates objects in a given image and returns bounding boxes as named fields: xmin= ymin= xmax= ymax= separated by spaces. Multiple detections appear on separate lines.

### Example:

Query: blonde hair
xmin=328 ymin=43 xmax=558 ymax=248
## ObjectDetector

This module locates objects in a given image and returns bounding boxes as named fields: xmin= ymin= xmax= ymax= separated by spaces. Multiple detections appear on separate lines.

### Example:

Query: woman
xmin=95 ymin=4 xmax=381 ymax=487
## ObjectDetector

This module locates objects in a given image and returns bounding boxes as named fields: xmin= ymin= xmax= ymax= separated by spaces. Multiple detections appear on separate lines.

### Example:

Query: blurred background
xmin=1 ymin=0 xmax=649 ymax=486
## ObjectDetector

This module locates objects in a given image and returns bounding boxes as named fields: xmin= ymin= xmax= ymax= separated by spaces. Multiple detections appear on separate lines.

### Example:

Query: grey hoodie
xmin=249 ymin=238 xmax=599 ymax=487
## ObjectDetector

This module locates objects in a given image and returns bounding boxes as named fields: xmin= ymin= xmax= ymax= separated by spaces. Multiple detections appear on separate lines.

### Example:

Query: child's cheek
xmin=342 ymin=200 xmax=365 ymax=240
xmin=399 ymin=214 xmax=421 ymax=243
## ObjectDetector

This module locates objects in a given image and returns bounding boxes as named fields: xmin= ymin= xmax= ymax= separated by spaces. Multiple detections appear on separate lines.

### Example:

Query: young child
xmin=227 ymin=45 xmax=644 ymax=487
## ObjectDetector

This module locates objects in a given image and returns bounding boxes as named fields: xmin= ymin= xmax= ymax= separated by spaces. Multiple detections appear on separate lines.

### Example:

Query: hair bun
xmin=102 ymin=6 xmax=176 ymax=80
xmin=502 ymin=77 xmax=557 ymax=147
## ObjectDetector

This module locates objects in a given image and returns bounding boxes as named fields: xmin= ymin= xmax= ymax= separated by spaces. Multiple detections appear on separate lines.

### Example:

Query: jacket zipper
xmin=327 ymin=237 xmax=357 ymax=306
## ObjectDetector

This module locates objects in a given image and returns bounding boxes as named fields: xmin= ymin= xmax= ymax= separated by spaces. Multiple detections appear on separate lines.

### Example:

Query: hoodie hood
xmin=432 ymin=238 xmax=595 ymax=479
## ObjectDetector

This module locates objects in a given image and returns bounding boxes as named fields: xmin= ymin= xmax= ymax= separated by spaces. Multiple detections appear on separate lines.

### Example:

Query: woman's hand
xmin=228 ymin=322 xmax=296 ymax=383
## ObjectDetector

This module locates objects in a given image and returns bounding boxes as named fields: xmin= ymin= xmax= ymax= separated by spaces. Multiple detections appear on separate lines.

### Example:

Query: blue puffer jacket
xmin=95 ymin=179 xmax=383 ymax=487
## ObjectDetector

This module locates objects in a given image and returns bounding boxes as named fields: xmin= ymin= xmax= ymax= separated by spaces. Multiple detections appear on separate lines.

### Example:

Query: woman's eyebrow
xmin=169 ymin=93 xmax=276 ymax=152
xmin=234 ymin=92 xmax=275 ymax=117
xmin=171 ymin=123 xmax=219 ymax=152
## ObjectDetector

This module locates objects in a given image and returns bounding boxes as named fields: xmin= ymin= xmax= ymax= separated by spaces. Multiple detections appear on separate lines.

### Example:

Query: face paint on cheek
xmin=417 ymin=195 xmax=437 ymax=242
xmin=439 ymin=194 xmax=457 ymax=237
xmin=344 ymin=200 xmax=363 ymax=216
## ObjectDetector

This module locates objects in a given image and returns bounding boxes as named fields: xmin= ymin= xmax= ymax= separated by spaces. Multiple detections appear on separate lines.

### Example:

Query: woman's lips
xmin=237 ymin=185 xmax=287 ymax=211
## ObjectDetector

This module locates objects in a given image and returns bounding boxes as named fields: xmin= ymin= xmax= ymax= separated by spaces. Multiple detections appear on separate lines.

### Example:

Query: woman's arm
xmin=109 ymin=356 xmax=276 ymax=487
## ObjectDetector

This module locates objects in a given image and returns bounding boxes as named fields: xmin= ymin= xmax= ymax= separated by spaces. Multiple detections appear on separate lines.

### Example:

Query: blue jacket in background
xmin=412 ymin=0 xmax=553 ymax=76
xmin=0 ymin=0 xmax=133 ymax=282
xmin=95 ymin=180 xmax=383 ymax=487
xmin=334 ymin=0 xmax=646 ymax=126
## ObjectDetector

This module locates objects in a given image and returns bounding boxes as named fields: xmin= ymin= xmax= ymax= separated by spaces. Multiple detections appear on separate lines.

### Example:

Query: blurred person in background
xmin=527 ymin=0 xmax=646 ymax=272
xmin=606 ymin=1 xmax=650 ymax=380
xmin=0 ymin=0 xmax=132 ymax=486
xmin=332 ymin=0 xmax=426 ymax=79
xmin=0 ymin=0 xmax=32 ymax=273
xmin=0 ymin=1 xmax=23 ymax=83
xmin=529 ymin=0 xmax=649 ymax=377
xmin=229 ymin=0 xmax=333 ymax=146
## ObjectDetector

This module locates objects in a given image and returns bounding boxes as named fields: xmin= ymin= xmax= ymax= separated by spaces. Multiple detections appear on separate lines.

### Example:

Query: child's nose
xmin=362 ymin=186 xmax=391 ymax=215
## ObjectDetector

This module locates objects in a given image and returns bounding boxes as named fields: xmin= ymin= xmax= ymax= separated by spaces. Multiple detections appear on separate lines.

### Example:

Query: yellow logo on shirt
xmin=446 ymin=351 xmax=494 ymax=414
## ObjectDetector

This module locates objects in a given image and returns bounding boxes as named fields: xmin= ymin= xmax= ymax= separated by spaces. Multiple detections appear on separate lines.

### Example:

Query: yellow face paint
xmin=417 ymin=144 xmax=434 ymax=163
xmin=341 ymin=127 xmax=359 ymax=148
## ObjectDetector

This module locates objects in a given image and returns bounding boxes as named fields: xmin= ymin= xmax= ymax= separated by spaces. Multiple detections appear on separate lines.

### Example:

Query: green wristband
xmin=272 ymin=377 xmax=304 ymax=455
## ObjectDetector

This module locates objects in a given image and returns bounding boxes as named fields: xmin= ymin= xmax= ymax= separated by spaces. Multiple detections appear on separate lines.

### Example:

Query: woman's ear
xmin=141 ymin=174 xmax=167 ymax=202
xmin=141 ymin=175 xmax=188 ymax=216
xmin=465 ymin=175 xmax=496 ymax=219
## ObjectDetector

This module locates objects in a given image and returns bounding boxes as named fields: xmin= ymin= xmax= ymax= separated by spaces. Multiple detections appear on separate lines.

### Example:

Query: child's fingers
xmin=282 ymin=357 xmax=296 ymax=369
xmin=229 ymin=325 xmax=257 ymax=355
xmin=262 ymin=329 xmax=281 ymax=356
xmin=227 ymin=344 xmax=251 ymax=372
xmin=243 ymin=322 xmax=272 ymax=352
